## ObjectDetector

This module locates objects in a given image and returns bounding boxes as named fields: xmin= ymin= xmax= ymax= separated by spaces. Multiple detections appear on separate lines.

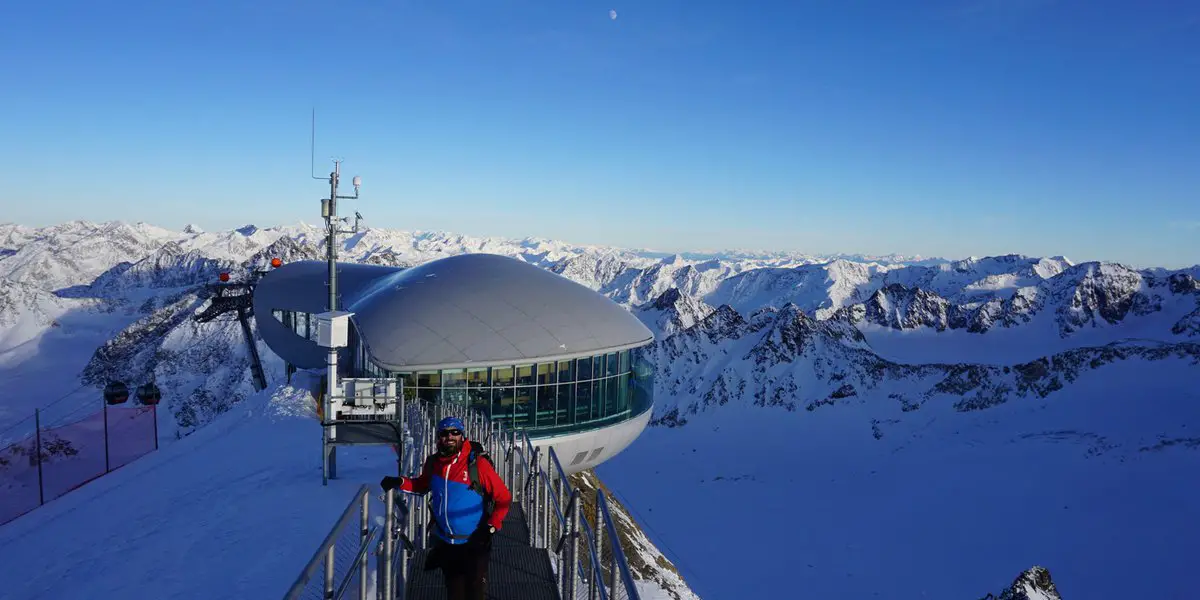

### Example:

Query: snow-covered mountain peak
xmin=636 ymin=287 xmax=716 ymax=338
xmin=848 ymin=283 xmax=963 ymax=332
xmin=746 ymin=302 xmax=871 ymax=367
xmin=707 ymin=260 xmax=885 ymax=318
xmin=1044 ymin=260 xmax=1189 ymax=336
xmin=981 ymin=565 xmax=1062 ymax=600
xmin=1167 ymin=272 xmax=1199 ymax=294
xmin=701 ymin=304 xmax=751 ymax=340
xmin=1 ymin=219 xmax=1196 ymax=599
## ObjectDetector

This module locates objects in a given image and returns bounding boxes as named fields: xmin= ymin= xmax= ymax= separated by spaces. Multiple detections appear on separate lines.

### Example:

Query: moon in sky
xmin=609 ymin=9 xmax=617 ymax=20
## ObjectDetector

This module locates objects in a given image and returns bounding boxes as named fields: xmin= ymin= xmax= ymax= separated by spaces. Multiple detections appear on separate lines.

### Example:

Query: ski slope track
xmin=1 ymin=220 xmax=1197 ymax=599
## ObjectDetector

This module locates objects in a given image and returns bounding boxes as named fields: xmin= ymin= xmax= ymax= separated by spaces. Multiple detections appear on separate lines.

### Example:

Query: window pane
xmin=620 ymin=350 xmax=630 ymax=374
xmin=605 ymin=372 xmax=619 ymax=414
xmin=397 ymin=373 xmax=416 ymax=391
xmin=632 ymin=349 xmax=654 ymax=415
xmin=596 ymin=378 xmax=607 ymax=417
xmin=441 ymin=387 xmax=469 ymax=406
xmin=577 ymin=356 xmax=592 ymax=381
xmin=618 ymin=372 xmax=631 ymax=412
xmin=536 ymin=384 xmax=558 ymax=426
xmin=537 ymin=363 xmax=555 ymax=385
xmin=513 ymin=387 xmax=534 ymax=429
xmin=442 ymin=369 xmax=467 ymax=388
xmin=468 ymin=387 xmax=490 ymax=417
xmin=575 ymin=381 xmax=591 ymax=422
xmin=493 ymin=366 xmax=513 ymax=387
xmin=591 ymin=379 xmax=601 ymax=418
xmin=515 ymin=364 xmax=535 ymax=386
xmin=557 ymin=359 xmax=574 ymax=383
xmin=606 ymin=352 xmax=619 ymax=377
xmin=593 ymin=356 xmax=603 ymax=380
xmin=492 ymin=387 xmax=515 ymax=426
xmin=558 ymin=383 xmax=575 ymax=424
xmin=466 ymin=368 xmax=489 ymax=388
xmin=417 ymin=371 xmax=440 ymax=388
xmin=418 ymin=388 xmax=439 ymax=403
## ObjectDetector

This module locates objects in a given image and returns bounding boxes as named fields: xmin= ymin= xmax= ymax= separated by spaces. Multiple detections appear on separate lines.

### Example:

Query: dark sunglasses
xmin=438 ymin=429 xmax=463 ymax=438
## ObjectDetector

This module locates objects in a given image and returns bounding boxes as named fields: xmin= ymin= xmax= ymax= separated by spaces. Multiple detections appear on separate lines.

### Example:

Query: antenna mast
xmin=312 ymin=110 xmax=365 ymax=485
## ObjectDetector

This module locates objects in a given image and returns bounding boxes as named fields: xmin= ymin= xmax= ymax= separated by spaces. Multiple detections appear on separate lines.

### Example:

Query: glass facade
xmin=271 ymin=309 xmax=654 ymax=436
xmin=379 ymin=347 xmax=653 ymax=436
xmin=271 ymin=309 xmax=320 ymax=344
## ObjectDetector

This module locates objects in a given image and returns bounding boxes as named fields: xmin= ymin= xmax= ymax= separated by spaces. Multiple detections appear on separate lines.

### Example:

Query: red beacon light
xmin=218 ymin=272 xmax=230 ymax=282
xmin=270 ymin=258 xmax=282 ymax=268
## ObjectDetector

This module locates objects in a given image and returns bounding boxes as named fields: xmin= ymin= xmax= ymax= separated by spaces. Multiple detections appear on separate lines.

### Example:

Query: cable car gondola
xmin=136 ymin=382 xmax=162 ymax=406
xmin=104 ymin=381 xmax=130 ymax=405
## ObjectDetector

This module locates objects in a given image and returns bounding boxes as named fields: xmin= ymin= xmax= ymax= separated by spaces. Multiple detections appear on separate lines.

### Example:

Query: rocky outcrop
xmin=831 ymin=262 xmax=1200 ymax=339
xmin=243 ymin=235 xmax=323 ymax=270
xmin=979 ymin=566 xmax=1062 ymax=600
xmin=637 ymin=287 xmax=716 ymax=337
xmin=648 ymin=297 xmax=1200 ymax=423
xmin=87 ymin=242 xmax=235 ymax=294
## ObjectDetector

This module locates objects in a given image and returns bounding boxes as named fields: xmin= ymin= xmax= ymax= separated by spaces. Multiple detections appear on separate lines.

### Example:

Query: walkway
xmin=406 ymin=504 xmax=561 ymax=600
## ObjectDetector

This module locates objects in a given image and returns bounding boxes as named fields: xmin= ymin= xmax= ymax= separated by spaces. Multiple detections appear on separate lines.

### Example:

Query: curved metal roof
xmin=252 ymin=254 xmax=654 ymax=371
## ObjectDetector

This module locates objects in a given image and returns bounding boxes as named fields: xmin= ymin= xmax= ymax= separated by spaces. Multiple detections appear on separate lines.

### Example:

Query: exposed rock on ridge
xmin=979 ymin=566 xmax=1062 ymax=600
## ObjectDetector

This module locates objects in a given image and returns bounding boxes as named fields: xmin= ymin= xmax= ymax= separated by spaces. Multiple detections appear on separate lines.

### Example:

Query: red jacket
xmin=399 ymin=439 xmax=512 ymax=537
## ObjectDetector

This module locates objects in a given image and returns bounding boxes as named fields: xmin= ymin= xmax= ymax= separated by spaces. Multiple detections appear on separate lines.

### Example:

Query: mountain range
xmin=1 ymin=219 xmax=1197 ymax=599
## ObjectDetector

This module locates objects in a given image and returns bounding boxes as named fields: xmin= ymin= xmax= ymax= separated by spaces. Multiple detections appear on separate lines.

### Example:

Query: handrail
xmin=334 ymin=525 xmax=379 ymax=600
xmin=551 ymin=486 xmax=576 ymax=555
xmin=289 ymin=388 xmax=643 ymax=600
xmin=547 ymin=445 xmax=612 ymax=600
xmin=599 ymin=493 xmax=641 ymax=599
xmin=283 ymin=485 xmax=373 ymax=600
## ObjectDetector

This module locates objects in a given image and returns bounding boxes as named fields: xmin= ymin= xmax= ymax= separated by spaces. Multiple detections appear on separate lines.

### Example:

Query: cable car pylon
xmin=192 ymin=259 xmax=282 ymax=391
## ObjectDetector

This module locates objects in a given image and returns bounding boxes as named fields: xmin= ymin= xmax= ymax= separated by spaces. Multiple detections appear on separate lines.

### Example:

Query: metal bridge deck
xmin=406 ymin=505 xmax=561 ymax=600
xmin=330 ymin=421 xmax=402 ymax=445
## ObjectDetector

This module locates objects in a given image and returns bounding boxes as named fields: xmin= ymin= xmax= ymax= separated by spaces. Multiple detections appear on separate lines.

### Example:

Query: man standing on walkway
xmin=381 ymin=416 xmax=512 ymax=600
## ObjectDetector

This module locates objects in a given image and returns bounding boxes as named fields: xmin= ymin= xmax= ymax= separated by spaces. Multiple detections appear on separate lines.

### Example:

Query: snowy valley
xmin=0 ymin=220 xmax=1197 ymax=599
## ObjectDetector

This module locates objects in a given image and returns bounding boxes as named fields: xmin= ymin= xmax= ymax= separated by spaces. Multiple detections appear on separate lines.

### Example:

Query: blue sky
xmin=1 ymin=0 xmax=1197 ymax=268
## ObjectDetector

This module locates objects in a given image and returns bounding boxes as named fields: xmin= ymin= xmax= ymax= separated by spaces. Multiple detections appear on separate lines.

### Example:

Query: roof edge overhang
xmin=362 ymin=336 xmax=656 ymax=373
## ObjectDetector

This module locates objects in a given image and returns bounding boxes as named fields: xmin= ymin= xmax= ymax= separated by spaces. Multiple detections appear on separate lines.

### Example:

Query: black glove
xmin=468 ymin=524 xmax=494 ymax=549
xmin=380 ymin=475 xmax=403 ymax=491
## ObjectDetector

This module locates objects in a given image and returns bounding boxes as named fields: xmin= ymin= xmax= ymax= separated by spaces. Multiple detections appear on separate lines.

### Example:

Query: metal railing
xmin=528 ymin=437 xmax=642 ymax=600
xmin=290 ymin=392 xmax=642 ymax=600
xmin=284 ymin=486 xmax=378 ymax=600
xmin=596 ymin=492 xmax=641 ymax=600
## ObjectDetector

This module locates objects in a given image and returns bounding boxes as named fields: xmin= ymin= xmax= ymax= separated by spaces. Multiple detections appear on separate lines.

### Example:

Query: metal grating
xmin=406 ymin=505 xmax=561 ymax=600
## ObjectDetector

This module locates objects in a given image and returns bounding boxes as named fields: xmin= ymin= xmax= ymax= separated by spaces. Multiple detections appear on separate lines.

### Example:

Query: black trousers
xmin=425 ymin=529 xmax=492 ymax=600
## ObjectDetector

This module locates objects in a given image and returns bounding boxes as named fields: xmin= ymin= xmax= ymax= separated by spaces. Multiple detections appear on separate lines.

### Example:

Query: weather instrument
xmin=309 ymin=109 xmax=367 ymax=486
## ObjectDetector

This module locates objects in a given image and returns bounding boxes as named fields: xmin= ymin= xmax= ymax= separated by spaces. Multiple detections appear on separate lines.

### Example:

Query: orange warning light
xmin=218 ymin=272 xmax=230 ymax=282
xmin=270 ymin=258 xmax=282 ymax=268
